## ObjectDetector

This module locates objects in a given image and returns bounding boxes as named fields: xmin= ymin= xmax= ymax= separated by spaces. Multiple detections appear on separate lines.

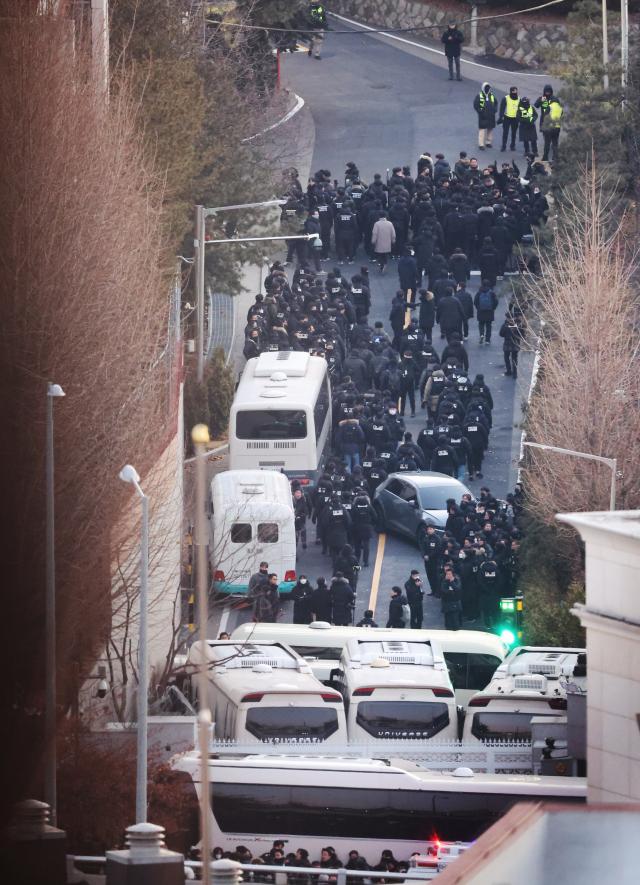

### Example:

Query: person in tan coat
xmin=371 ymin=213 xmax=396 ymax=273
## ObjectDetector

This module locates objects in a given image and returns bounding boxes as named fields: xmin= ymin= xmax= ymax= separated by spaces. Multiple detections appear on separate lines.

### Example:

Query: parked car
xmin=373 ymin=472 xmax=473 ymax=543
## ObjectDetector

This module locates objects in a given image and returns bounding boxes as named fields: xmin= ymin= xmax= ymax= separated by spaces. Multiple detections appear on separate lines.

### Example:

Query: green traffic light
xmin=499 ymin=627 xmax=517 ymax=646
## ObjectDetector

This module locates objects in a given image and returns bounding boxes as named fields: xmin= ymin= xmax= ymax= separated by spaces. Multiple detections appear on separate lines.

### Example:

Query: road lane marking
xmin=242 ymin=94 xmax=306 ymax=143
xmin=368 ymin=532 xmax=386 ymax=614
xmin=403 ymin=287 xmax=413 ymax=328
xmin=328 ymin=12 xmax=549 ymax=77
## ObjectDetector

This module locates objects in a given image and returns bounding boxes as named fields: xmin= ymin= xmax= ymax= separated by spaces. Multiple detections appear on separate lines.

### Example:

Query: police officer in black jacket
xmin=351 ymin=493 xmax=376 ymax=567
xmin=419 ymin=522 xmax=443 ymax=595
xmin=404 ymin=570 xmax=425 ymax=628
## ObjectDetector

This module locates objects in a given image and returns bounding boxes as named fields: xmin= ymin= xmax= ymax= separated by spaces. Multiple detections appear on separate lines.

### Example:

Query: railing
xmin=68 ymin=857 xmax=450 ymax=884
xmin=206 ymin=739 xmax=534 ymax=773
xmin=186 ymin=862 xmax=447 ymax=883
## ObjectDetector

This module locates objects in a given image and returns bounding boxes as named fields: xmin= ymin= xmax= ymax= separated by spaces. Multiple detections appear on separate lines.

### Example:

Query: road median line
xmin=368 ymin=532 xmax=386 ymax=614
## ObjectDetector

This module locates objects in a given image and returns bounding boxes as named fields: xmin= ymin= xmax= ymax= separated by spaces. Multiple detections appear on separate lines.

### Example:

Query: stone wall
xmin=329 ymin=0 xmax=635 ymax=70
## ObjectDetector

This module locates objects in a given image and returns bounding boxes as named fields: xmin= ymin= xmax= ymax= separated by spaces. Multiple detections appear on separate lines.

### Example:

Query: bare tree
xmin=0 ymin=2 xmax=174 ymax=811
xmin=522 ymin=157 xmax=640 ymax=527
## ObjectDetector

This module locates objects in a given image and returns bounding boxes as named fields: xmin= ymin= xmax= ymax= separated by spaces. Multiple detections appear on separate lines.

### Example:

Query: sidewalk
xmin=223 ymin=90 xmax=317 ymax=377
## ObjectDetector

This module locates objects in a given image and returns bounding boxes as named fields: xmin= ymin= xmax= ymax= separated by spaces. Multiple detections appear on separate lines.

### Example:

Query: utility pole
xmin=195 ymin=205 xmax=205 ymax=384
xmin=470 ymin=5 xmax=479 ymax=52
xmin=601 ymin=0 xmax=609 ymax=91
xmin=91 ymin=0 xmax=109 ymax=99
xmin=621 ymin=0 xmax=629 ymax=92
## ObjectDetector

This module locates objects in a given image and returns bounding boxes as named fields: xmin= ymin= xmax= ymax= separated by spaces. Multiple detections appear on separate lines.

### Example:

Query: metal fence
xmin=206 ymin=739 xmax=534 ymax=773
xmin=69 ymin=857 xmax=451 ymax=884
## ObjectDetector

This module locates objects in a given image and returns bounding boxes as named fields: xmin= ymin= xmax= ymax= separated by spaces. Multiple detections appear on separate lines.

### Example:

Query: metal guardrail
xmin=206 ymin=740 xmax=534 ymax=772
xmin=69 ymin=857 xmax=449 ymax=884
xmin=189 ymin=863 xmax=441 ymax=881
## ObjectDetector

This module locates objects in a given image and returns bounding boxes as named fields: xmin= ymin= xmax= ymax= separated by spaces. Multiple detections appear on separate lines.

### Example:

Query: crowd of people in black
xmin=241 ymin=150 xmax=541 ymax=630
xmin=248 ymin=482 xmax=524 ymax=633
xmin=204 ymin=841 xmax=424 ymax=882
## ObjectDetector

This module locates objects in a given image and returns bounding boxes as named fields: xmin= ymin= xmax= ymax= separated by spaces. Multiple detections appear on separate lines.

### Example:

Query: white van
xmin=187 ymin=640 xmax=346 ymax=744
xmin=230 ymin=622 xmax=507 ymax=706
xmin=209 ymin=469 xmax=296 ymax=596
xmin=462 ymin=646 xmax=586 ymax=744
xmin=333 ymin=637 xmax=458 ymax=743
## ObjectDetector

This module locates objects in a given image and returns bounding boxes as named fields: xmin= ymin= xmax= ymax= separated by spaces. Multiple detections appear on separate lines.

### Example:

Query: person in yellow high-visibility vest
xmin=473 ymin=82 xmax=497 ymax=150
xmin=497 ymin=86 xmax=520 ymax=152
xmin=516 ymin=97 xmax=539 ymax=156
xmin=541 ymin=96 xmax=563 ymax=163
xmin=307 ymin=2 xmax=327 ymax=59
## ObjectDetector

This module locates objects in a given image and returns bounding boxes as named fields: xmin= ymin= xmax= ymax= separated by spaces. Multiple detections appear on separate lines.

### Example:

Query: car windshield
xmin=418 ymin=484 xmax=465 ymax=510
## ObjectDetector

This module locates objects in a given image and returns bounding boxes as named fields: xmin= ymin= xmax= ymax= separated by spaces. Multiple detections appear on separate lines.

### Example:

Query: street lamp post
xmin=194 ymin=199 xmax=286 ymax=384
xmin=45 ymin=382 xmax=65 ymax=826
xmin=191 ymin=423 xmax=212 ymax=885
xmin=523 ymin=441 xmax=617 ymax=511
xmin=118 ymin=464 xmax=150 ymax=824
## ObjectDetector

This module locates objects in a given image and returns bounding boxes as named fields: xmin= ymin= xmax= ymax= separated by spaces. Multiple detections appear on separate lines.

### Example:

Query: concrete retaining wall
xmin=329 ymin=0 xmax=636 ymax=70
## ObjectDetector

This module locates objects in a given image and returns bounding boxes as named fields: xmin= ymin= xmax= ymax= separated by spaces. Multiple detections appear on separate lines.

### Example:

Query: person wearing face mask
xmin=303 ymin=209 xmax=322 ymax=271
xmin=292 ymin=486 xmax=310 ymax=548
xmin=516 ymin=97 xmax=538 ymax=157
xmin=243 ymin=328 xmax=262 ymax=361
xmin=384 ymin=402 xmax=405 ymax=442
xmin=291 ymin=575 xmax=314 ymax=624
xmin=473 ymin=82 xmax=497 ymax=151
xmin=498 ymin=86 xmax=520 ymax=152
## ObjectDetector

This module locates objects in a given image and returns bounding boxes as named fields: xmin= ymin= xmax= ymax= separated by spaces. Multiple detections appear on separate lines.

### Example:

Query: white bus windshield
xmin=245 ymin=707 xmax=340 ymax=742
xmin=356 ymin=701 xmax=450 ymax=740
xmin=236 ymin=409 xmax=307 ymax=439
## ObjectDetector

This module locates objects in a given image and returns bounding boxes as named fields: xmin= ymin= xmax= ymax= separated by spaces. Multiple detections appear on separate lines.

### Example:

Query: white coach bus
xmin=462 ymin=647 xmax=586 ymax=744
xmin=333 ymin=638 xmax=459 ymax=743
xmin=228 ymin=351 xmax=331 ymax=488
xmin=172 ymin=754 xmax=586 ymax=860
xmin=186 ymin=640 xmax=346 ymax=744
xmin=230 ymin=623 xmax=507 ymax=707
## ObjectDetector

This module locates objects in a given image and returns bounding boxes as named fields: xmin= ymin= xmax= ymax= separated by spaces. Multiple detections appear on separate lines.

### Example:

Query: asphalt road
xmin=212 ymin=22 xmax=539 ymax=638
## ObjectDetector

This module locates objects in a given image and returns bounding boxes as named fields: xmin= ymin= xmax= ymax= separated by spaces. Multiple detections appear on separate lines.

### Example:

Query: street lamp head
xmin=191 ymin=423 xmax=210 ymax=446
xmin=48 ymin=383 xmax=65 ymax=398
xmin=119 ymin=464 xmax=141 ymax=485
